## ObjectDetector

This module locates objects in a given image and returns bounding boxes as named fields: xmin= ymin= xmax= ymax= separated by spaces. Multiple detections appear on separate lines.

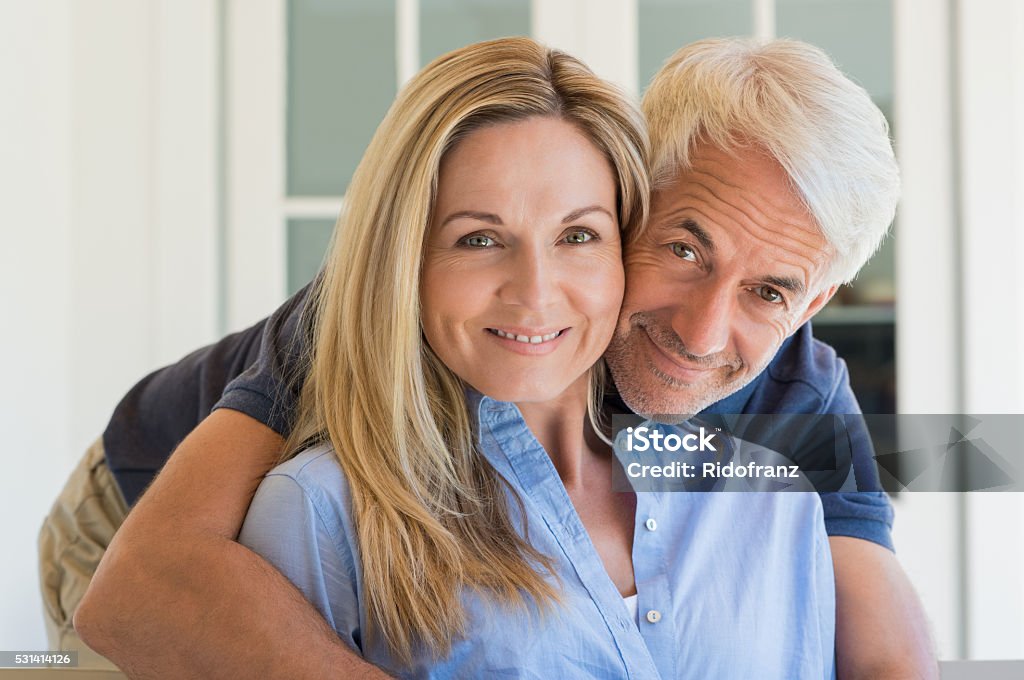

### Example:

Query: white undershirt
xmin=622 ymin=593 xmax=639 ymax=625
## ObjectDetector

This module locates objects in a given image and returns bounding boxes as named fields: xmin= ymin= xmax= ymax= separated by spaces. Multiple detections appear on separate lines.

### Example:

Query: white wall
xmin=893 ymin=0 xmax=1024 ymax=660
xmin=892 ymin=0 xmax=963 ymax=658
xmin=0 ymin=0 xmax=75 ymax=650
xmin=0 ymin=0 xmax=220 ymax=649
xmin=956 ymin=0 xmax=1024 ymax=658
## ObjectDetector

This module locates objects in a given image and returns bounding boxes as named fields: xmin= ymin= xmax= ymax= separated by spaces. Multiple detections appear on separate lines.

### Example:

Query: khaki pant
xmin=38 ymin=437 xmax=128 ymax=671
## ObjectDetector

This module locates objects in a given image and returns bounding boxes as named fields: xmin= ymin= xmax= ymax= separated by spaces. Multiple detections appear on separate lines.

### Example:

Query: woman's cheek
xmin=571 ymin=255 xmax=625 ymax=332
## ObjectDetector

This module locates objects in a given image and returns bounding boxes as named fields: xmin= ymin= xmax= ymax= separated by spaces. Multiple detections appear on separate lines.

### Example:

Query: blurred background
xmin=2 ymin=0 xmax=1023 ymax=661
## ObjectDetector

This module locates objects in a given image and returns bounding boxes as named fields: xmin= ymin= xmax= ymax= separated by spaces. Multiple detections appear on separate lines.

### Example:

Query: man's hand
xmin=831 ymin=536 xmax=938 ymax=680
xmin=74 ymin=409 xmax=393 ymax=679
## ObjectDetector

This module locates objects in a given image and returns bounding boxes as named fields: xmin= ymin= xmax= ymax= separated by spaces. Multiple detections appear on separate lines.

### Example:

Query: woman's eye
xmin=671 ymin=243 xmax=696 ymax=261
xmin=564 ymin=230 xmax=594 ymax=244
xmin=461 ymin=234 xmax=495 ymax=248
xmin=756 ymin=286 xmax=783 ymax=304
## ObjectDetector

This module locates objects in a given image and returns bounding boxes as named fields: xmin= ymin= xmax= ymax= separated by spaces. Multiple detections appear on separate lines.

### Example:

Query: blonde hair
xmin=643 ymin=37 xmax=900 ymax=284
xmin=285 ymin=37 xmax=648 ymax=664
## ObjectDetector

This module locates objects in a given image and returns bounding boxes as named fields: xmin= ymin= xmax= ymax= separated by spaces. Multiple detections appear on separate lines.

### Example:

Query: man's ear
xmin=798 ymin=284 xmax=839 ymax=326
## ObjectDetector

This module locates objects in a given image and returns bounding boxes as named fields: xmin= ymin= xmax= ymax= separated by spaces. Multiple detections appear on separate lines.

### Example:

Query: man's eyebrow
xmin=665 ymin=216 xmax=715 ymax=254
xmin=562 ymin=205 xmax=615 ymax=224
xmin=763 ymin=275 xmax=805 ymax=296
xmin=439 ymin=210 xmax=504 ymax=228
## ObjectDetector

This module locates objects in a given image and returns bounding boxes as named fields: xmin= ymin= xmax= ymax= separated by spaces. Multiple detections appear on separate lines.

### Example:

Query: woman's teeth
xmin=490 ymin=328 xmax=563 ymax=344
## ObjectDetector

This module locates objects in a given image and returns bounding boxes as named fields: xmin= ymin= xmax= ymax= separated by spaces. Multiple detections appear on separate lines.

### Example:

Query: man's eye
xmin=757 ymin=286 xmax=783 ymax=304
xmin=564 ymin=230 xmax=594 ymax=244
xmin=461 ymin=234 xmax=495 ymax=248
xmin=671 ymin=243 xmax=696 ymax=261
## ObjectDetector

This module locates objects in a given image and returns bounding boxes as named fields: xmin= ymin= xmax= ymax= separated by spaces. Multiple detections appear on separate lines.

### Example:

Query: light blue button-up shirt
xmin=239 ymin=394 xmax=835 ymax=679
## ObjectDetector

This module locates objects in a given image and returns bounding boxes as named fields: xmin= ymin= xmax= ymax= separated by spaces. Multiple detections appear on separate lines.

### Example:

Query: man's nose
xmin=497 ymin=246 xmax=559 ymax=310
xmin=670 ymin=278 xmax=733 ymax=357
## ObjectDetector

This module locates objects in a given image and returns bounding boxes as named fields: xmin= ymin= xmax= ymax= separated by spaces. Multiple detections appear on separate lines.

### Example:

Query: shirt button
xmin=646 ymin=610 xmax=662 ymax=624
xmin=645 ymin=518 xmax=658 ymax=531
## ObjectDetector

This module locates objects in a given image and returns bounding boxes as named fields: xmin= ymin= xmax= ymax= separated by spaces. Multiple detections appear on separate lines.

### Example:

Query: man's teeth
xmin=491 ymin=329 xmax=563 ymax=344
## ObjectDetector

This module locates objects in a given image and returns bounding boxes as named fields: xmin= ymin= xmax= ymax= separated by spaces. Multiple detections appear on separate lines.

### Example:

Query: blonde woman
xmin=236 ymin=38 xmax=835 ymax=678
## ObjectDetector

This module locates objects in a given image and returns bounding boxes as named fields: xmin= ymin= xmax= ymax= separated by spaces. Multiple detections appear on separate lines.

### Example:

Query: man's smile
xmin=632 ymin=314 xmax=741 ymax=383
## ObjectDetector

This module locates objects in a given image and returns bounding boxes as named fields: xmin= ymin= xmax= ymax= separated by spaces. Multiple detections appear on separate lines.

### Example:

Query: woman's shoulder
xmin=262 ymin=442 xmax=352 ymax=511
xmin=240 ymin=441 xmax=363 ymax=637
xmin=246 ymin=442 xmax=359 ymax=563
xmin=269 ymin=441 xmax=340 ymax=477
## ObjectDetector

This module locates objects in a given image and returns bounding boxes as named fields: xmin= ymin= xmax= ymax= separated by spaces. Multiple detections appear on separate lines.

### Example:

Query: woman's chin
xmin=470 ymin=372 xmax=591 ymax=406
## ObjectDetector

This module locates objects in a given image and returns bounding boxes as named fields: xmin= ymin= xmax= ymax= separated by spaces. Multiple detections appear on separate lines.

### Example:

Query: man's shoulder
xmin=720 ymin=322 xmax=853 ymax=416
xmin=102 ymin=317 xmax=270 ymax=504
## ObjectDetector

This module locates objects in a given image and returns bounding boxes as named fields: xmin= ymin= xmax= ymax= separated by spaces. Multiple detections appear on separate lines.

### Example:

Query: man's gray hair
xmin=643 ymin=37 xmax=900 ymax=285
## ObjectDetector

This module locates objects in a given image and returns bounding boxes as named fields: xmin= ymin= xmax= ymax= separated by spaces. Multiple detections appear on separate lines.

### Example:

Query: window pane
xmin=287 ymin=218 xmax=335 ymax=295
xmin=777 ymin=0 xmax=893 ymax=112
xmin=638 ymin=0 xmax=752 ymax=94
xmin=288 ymin=0 xmax=397 ymax=196
xmin=419 ymin=0 xmax=530 ymax=67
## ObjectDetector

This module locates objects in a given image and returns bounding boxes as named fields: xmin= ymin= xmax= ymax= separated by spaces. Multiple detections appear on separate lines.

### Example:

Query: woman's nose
xmin=497 ymin=246 xmax=560 ymax=310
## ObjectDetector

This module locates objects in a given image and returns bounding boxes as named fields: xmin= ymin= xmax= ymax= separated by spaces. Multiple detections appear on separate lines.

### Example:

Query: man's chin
xmin=613 ymin=383 xmax=714 ymax=422
xmin=631 ymin=410 xmax=700 ymax=425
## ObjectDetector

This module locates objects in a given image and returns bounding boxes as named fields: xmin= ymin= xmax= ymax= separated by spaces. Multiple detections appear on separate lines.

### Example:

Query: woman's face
xmin=421 ymin=116 xmax=624 ymax=404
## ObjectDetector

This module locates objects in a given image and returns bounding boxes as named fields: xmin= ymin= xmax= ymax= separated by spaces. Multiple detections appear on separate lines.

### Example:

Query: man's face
xmin=605 ymin=143 xmax=838 ymax=417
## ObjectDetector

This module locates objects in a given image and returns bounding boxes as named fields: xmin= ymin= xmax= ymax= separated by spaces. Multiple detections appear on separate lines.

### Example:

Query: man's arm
xmin=74 ymin=408 xmax=392 ymax=680
xmin=831 ymin=536 xmax=937 ymax=680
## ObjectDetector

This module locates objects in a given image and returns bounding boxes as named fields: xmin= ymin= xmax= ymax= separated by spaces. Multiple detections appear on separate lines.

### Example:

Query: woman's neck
xmin=515 ymin=376 xmax=606 ymax=491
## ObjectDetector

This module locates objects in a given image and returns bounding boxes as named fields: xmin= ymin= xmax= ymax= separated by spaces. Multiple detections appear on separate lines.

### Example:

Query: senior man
xmin=62 ymin=38 xmax=934 ymax=679
xmin=606 ymin=39 xmax=934 ymax=678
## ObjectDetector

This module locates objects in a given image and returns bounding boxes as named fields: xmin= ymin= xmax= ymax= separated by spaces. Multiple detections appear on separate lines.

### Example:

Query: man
xmin=606 ymin=39 xmax=934 ymax=679
xmin=64 ymin=38 xmax=935 ymax=678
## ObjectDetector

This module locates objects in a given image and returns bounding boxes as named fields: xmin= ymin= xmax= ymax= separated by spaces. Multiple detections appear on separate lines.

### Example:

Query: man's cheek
xmin=623 ymin=270 xmax=678 ymax=313
xmin=780 ymin=306 xmax=810 ymax=337
xmin=623 ymin=245 xmax=665 ymax=279
xmin=739 ymin=320 xmax=785 ymax=366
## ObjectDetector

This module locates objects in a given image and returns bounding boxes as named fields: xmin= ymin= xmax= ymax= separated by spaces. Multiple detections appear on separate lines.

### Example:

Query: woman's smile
xmin=484 ymin=326 xmax=571 ymax=355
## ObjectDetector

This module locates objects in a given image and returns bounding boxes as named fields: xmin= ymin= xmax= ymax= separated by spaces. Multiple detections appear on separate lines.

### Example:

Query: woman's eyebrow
xmin=439 ymin=206 xmax=614 ymax=228
xmin=562 ymin=205 xmax=615 ymax=223
xmin=440 ymin=210 xmax=503 ymax=228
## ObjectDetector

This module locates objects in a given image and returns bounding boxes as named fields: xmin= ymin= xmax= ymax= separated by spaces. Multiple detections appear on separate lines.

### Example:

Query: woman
xmin=238 ymin=37 xmax=835 ymax=679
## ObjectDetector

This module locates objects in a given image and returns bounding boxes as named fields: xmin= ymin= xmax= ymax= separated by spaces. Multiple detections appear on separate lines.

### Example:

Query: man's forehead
xmin=656 ymin=145 xmax=825 ymax=237
xmin=655 ymin=146 xmax=804 ymax=212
